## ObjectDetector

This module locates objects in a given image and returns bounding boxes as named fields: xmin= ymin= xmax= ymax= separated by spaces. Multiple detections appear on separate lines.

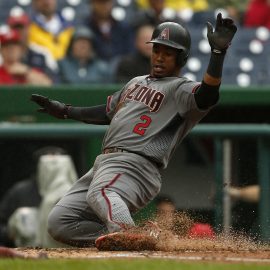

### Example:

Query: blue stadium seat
xmin=223 ymin=52 xmax=268 ymax=86
xmin=0 ymin=0 xmax=22 ymax=24
xmin=188 ymin=10 xmax=216 ymax=27
xmin=182 ymin=26 xmax=270 ymax=86
xmin=186 ymin=26 xmax=210 ymax=82
xmin=222 ymin=27 xmax=270 ymax=86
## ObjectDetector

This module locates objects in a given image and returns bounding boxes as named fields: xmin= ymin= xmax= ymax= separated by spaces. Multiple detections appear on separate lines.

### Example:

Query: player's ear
xmin=176 ymin=51 xmax=188 ymax=67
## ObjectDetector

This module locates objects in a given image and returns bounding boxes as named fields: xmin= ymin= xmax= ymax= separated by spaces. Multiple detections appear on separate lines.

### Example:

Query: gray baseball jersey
xmin=103 ymin=75 xmax=209 ymax=168
xmin=47 ymin=75 xmax=212 ymax=247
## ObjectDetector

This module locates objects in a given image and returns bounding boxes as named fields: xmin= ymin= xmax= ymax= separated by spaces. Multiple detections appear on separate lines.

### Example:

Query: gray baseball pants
xmin=47 ymin=152 xmax=161 ymax=247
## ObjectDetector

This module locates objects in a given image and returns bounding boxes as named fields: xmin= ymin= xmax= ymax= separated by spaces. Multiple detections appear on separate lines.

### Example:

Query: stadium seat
xmin=183 ymin=25 xmax=270 ymax=86
xmin=0 ymin=0 xmax=22 ymax=23
xmin=1 ymin=1 xmax=270 ymax=87
xmin=188 ymin=10 xmax=216 ymax=27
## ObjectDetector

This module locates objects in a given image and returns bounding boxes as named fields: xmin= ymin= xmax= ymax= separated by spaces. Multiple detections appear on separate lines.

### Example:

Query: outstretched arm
xmin=30 ymin=94 xmax=110 ymax=125
xmin=194 ymin=13 xmax=237 ymax=110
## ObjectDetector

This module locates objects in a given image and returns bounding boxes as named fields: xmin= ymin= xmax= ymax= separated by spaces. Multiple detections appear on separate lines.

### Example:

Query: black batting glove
xmin=207 ymin=13 xmax=237 ymax=55
xmin=31 ymin=94 xmax=70 ymax=119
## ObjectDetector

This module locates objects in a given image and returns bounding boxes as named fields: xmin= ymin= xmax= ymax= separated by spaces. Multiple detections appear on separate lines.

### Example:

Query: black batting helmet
xmin=147 ymin=22 xmax=191 ymax=67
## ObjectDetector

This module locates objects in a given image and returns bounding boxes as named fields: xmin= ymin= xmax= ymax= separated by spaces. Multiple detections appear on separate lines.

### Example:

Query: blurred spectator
xmin=154 ymin=195 xmax=190 ymax=237
xmin=0 ymin=146 xmax=67 ymax=247
xmin=28 ymin=0 xmax=74 ymax=61
xmin=0 ymin=176 xmax=41 ymax=247
xmin=82 ymin=0 xmax=134 ymax=65
xmin=0 ymin=28 xmax=52 ymax=85
xmin=228 ymin=184 xmax=260 ymax=238
xmin=34 ymin=152 xmax=78 ymax=247
xmin=169 ymin=0 xmax=209 ymax=11
xmin=228 ymin=185 xmax=260 ymax=202
xmin=136 ymin=0 xmax=209 ymax=11
xmin=7 ymin=13 xmax=58 ymax=82
xmin=154 ymin=195 xmax=178 ymax=232
xmin=130 ymin=0 xmax=184 ymax=29
xmin=243 ymin=0 xmax=270 ymax=29
xmin=115 ymin=24 xmax=153 ymax=83
xmin=0 ymin=146 xmax=78 ymax=247
xmin=57 ymin=26 xmax=111 ymax=84
xmin=154 ymin=195 xmax=215 ymax=239
xmin=188 ymin=222 xmax=215 ymax=239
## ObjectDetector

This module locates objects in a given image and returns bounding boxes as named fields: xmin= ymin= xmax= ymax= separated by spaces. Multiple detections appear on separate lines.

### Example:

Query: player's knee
xmin=47 ymin=206 xmax=67 ymax=242
xmin=86 ymin=188 xmax=115 ymax=212
xmin=86 ymin=188 xmax=99 ymax=208
xmin=86 ymin=188 xmax=113 ymax=224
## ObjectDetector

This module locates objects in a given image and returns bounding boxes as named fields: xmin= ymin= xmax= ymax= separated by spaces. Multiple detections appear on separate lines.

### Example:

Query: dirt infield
xmin=8 ymin=214 xmax=270 ymax=264
xmin=15 ymin=247 xmax=270 ymax=264
xmin=15 ymin=236 xmax=270 ymax=264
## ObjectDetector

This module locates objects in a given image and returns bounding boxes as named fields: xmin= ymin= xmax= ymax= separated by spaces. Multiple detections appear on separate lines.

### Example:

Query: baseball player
xmin=31 ymin=13 xmax=237 ymax=250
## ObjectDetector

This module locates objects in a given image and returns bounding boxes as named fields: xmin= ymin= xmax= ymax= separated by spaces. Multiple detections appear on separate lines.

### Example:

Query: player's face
xmin=150 ymin=44 xmax=180 ymax=78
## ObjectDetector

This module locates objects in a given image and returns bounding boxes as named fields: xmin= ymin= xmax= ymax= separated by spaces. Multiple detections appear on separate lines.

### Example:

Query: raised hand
xmin=206 ymin=13 xmax=237 ymax=54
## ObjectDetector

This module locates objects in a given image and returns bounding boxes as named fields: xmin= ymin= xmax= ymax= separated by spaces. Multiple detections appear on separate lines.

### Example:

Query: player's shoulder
xmin=158 ymin=76 xmax=194 ymax=88
xmin=164 ymin=76 xmax=200 ymax=95
xmin=171 ymin=76 xmax=194 ymax=85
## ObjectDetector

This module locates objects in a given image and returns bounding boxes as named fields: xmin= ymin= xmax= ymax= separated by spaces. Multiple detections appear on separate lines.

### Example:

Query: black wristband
xmin=207 ymin=52 xmax=225 ymax=78
xmin=63 ymin=104 xmax=72 ymax=119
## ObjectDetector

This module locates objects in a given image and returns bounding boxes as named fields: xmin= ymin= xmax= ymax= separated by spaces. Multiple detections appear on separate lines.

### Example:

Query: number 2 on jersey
xmin=133 ymin=115 xmax=152 ymax=136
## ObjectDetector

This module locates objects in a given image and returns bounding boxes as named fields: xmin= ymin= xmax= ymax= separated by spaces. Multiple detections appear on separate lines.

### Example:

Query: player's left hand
xmin=31 ymin=94 xmax=70 ymax=119
xmin=206 ymin=13 xmax=237 ymax=54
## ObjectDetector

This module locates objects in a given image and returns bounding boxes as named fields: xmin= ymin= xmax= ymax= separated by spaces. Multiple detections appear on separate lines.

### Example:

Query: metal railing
xmin=1 ymin=122 xmax=270 ymax=240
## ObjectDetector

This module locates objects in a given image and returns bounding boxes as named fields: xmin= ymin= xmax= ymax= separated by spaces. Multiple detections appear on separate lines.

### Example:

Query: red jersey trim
xmin=192 ymin=84 xmax=201 ymax=94
xmin=106 ymin=95 xmax=112 ymax=113
xmin=101 ymin=173 xmax=126 ymax=230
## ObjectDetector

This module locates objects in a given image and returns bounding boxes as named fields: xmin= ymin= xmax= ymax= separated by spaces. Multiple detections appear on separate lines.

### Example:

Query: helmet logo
xmin=158 ymin=28 xmax=169 ymax=40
